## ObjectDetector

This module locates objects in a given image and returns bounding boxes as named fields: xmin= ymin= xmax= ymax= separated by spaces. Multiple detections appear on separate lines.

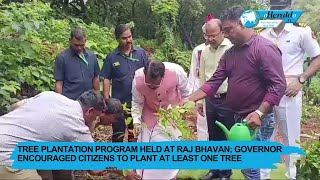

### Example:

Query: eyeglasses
xmin=144 ymin=76 xmax=163 ymax=88
xmin=204 ymin=31 xmax=221 ymax=39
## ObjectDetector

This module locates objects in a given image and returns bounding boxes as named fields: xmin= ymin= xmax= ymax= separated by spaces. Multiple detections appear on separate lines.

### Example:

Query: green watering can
xmin=215 ymin=120 xmax=257 ymax=141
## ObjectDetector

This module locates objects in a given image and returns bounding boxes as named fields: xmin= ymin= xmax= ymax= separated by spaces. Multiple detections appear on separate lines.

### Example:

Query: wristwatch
xmin=254 ymin=110 xmax=265 ymax=120
xmin=298 ymin=76 xmax=306 ymax=84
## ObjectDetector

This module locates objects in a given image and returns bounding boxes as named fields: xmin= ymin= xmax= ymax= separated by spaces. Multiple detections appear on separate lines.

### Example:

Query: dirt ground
xmin=73 ymin=115 xmax=320 ymax=180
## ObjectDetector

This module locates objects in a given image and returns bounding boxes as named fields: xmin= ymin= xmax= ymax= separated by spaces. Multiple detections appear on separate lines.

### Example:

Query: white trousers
xmin=0 ymin=166 xmax=42 ymax=180
xmin=197 ymin=102 xmax=209 ymax=140
xmin=136 ymin=124 xmax=181 ymax=180
xmin=260 ymin=88 xmax=302 ymax=179
xmin=197 ymin=112 xmax=209 ymax=140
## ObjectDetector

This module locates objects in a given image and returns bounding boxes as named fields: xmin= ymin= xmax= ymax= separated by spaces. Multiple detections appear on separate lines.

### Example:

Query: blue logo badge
xmin=240 ymin=10 xmax=259 ymax=28
xmin=241 ymin=10 xmax=303 ymax=28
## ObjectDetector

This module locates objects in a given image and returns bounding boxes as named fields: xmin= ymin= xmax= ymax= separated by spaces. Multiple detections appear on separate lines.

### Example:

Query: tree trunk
xmin=177 ymin=20 xmax=194 ymax=49
xmin=63 ymin=0 xmax=69 ymax=11
xmin=77 ymin=0 xmax=87 ymax=13
xmin=131 ymin=0 xmax=137 ymax=18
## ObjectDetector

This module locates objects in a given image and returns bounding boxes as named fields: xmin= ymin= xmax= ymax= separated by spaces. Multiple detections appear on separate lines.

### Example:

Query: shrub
xmin=297 ymin=136 xmax=320 ymax=179
xmin=0 ymin=1 xmax=117 ymax=114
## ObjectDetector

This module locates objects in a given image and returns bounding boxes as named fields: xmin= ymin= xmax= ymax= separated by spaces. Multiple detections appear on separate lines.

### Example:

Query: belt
xmin=285 ymin=75 xmax=299 ymax=78
xmin=214 ymin=93 xmax=227 ymax=98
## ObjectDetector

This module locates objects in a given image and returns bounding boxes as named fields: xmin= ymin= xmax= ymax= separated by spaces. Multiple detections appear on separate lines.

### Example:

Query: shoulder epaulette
xmin=255 ymin=28 xmax=266 ymax=34
xmin=293 ymin=22 xmax=307 ymax=28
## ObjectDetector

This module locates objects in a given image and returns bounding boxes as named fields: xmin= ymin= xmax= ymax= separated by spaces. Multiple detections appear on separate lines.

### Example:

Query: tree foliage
xmin=42 ymin=0 xmax=267 ymax=49
xmin=0 ymin=1 xmax=117 ymax=114
xmin=295 ymin=0 xmax=320 ymax=41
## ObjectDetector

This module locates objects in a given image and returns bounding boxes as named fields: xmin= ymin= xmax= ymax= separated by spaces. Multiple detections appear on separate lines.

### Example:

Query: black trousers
xmin=205 ymin=94 xmax=235 ymax=178
xmin=112 ymin=107 xmax=135 ymax=142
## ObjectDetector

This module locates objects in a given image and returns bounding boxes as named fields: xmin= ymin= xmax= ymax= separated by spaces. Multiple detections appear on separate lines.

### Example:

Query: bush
xmin=297 ymin=137 xmax=320 ymax=179
xmin=153 ymin=49 xmax=192 ymax=72
xmin=302 ymin=104 xmax=320 ymax=123
xmin=0 ymin=1 xmax=117 ymax=114
xmin=303 ymin=74 xmax=320 ymax=106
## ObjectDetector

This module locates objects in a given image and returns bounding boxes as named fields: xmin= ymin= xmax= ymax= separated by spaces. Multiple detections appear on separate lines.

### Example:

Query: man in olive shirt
xmin=101 ymin=24 xmax=149 ymax=142
xmin=54 ymin=28 xmax=100 ymax=100
xmin=199 ymin=19 xmax=234 ymax=180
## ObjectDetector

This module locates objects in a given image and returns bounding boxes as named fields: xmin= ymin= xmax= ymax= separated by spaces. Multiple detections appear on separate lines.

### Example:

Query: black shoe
xmin=202 ymin=172 xmax=219 ymax=180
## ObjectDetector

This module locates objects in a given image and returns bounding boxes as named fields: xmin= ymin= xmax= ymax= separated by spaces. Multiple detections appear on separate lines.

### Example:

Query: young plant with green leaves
xmin=296 ymin=135 xmax=320 ymax=179
xmin=155 ymin=101 xmax=196 ymax=140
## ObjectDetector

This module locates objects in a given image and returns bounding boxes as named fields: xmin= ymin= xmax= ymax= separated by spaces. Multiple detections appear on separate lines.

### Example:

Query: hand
xmin=196 ymin=103 xmax=204 ymax=116
xmin=133 ymin=123 xmax=141 ymax=138
xmin=88 ymin=170 xmax=109 ymax=176
xmin=244 ymin=111 xmax=262 ymax=129
xmin=285 ymin=78 xmax=303 ymax=97
xmin=179 ymin=97 xmax=191 ymax=106
xmin=125 ymin=170 xmax=142 ymax=180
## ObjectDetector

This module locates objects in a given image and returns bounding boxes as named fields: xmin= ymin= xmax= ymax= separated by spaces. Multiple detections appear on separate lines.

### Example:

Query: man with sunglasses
xmin=259 ymin=1 xmax=320 ymax=179
xmin=199 ymin=19 xmax=235 ymax=180
xmin=131 ymin=60 xmax=190 ymax=179
xmin=92 ymin=98 xmax=142 ymax=180
xmin=181 ymin=5 xmax=287 ymax=180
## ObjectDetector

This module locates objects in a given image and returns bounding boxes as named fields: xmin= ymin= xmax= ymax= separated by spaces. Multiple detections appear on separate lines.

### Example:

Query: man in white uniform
xmin=188 ymin=23 xmax=209 ymax=140
xmin=260 ymin=1 xmax=320 ymax=179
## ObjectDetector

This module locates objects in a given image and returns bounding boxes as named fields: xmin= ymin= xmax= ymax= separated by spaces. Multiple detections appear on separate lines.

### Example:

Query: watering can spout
xmin=215 ymin=120 xmax=230 ymax=139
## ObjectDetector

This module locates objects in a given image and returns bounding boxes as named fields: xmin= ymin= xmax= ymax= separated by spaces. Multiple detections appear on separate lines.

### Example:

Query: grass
xmin=177 ymin=163 xmax=286 ymax=179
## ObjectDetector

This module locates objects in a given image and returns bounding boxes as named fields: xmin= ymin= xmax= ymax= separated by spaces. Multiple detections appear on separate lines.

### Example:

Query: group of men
xmin=189 ymin=2 xmax=320 ymax=180
xmin=1 ymin=1 xmax=320 ymax=180
xmin=0 ymin=24 xmax=148 ymax=179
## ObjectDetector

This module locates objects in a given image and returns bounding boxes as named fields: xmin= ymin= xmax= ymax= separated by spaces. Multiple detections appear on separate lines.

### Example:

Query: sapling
xmin=123 ymin=101 xmax=196 ymax=179
xmin=155 ymin=101 xmax=196 ymax=140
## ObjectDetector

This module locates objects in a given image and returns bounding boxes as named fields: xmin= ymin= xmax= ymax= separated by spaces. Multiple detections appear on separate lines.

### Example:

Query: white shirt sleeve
xmin=188 ymin=48 xmax=198 ymax=82
xmin=175 ymin=64 xmax=191 ymax=98
xmin=301 ymin=27 xmax=320 ymax=58
xmin=9 ymin=97 xmax=34 ymax=111
xmin=131 ymin=75 xmax=144 ymax=125
xmin=74 ymin=132 xmax=94 ymax=142
xmin=66 ymin=117 xmax=95 ymax=142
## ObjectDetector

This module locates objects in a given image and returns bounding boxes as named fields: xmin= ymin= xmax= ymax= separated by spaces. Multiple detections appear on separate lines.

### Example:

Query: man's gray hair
xmin=104 ymin=98 xmax=124 ymax=119
xmin=70 ymin=28 xmax=86 ymax=40
xmin=77 ymin=90 xmax=105 ymax=111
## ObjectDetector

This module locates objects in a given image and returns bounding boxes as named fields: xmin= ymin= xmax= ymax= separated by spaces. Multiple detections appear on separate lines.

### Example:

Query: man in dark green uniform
xmin=101 ymin=24 xmax=149 ymax=142
xmin=54 ymin=28 xmax=100 ymax=100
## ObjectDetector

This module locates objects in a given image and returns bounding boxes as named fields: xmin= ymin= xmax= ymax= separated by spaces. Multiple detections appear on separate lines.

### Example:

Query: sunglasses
xmin=144 ymin=75 xmax=163 ymax=88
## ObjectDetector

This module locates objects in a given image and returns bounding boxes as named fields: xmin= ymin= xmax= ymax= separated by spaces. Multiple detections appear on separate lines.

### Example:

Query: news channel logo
xmin=240 ymin=9 xmax=303 ymax=28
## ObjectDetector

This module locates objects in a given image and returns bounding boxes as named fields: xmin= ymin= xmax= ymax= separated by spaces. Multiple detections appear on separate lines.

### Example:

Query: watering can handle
xmin=242 ymin=119 xmax=259 ymax=140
